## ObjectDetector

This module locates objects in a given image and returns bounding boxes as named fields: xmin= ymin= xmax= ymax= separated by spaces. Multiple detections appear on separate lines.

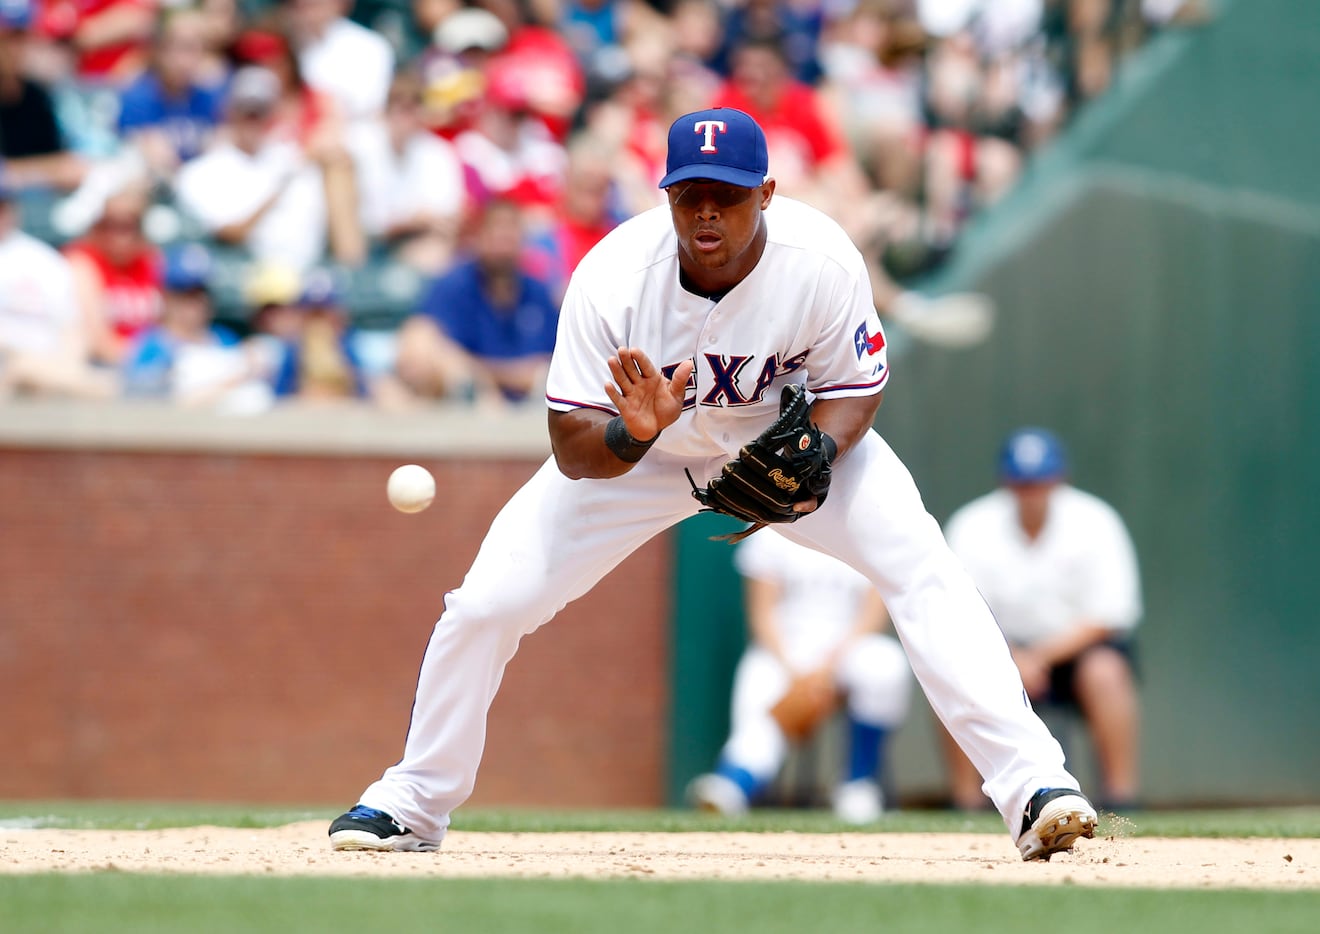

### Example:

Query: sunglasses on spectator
xmin=98 ymin=215 xmax=143 ymax=232
xmin=233 ymin=103 xmax=275 ymax=119
xmin=666 ymin=181 xmax=759 ymax=210
xmin=162 ymin=39 xmax=206 ymax=54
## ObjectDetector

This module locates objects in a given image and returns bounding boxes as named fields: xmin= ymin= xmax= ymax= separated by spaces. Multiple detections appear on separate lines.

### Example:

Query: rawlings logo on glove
xmin=687 ymin=384 xmax=837 ymax=542
xmin=767 ymin=469 xmax=800 ymax=493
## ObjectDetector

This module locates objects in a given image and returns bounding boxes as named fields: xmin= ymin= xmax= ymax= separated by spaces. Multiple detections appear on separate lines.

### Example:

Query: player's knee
xmin=441 ymin=583 xmax=553 ymax=641
xmin=1074 ymin=644 xmax=1135 ymax=696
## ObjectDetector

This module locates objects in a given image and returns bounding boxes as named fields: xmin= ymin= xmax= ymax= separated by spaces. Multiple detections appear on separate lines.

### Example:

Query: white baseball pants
xmin=358 ymin=431 xmax=1080 ymax=842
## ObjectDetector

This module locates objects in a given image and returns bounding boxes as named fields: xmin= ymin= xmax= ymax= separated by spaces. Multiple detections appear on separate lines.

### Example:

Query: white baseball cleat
xmin=1017 ymin=788 xmax=1098 ymax=861
xmin=686 ymin=773 xmax=750 ymax=817
xmin=832 ymin=778 xmax=884 ymax=825
xmin=328 ymin=805 xmax=442 ymax=852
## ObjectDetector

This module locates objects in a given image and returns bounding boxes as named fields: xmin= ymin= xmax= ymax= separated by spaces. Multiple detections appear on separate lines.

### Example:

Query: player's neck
xmin=1018 ymin=510 xmax=1048 ymax=541
xmin=678 ymin=268 xmax=733 ymax=303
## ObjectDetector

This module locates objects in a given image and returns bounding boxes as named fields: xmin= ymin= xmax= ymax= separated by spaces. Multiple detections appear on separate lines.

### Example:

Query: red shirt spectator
xmin=452 ymin=79 xmax=568 ymax=215
xmin=38 ymin=0 xmax=157 ymax=81
xmin=710 ymin=36 xmax=879 ymax=250
xmin=482 ymin=9 xmax=584 ymax=142
xmin=63 ymin=185 xmax=162 ymax=364
xmin=529 ymin=143 xmax=619 ymax=297
xmin=712 ymin=40 xmax=847 ymax=188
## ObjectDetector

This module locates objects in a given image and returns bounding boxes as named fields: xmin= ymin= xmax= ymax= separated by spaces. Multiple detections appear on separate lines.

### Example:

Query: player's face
xmin=1008 ymin=480 xmax=1057 ymax=530
xmin=667 ymin=178 xmax=775 ymax=288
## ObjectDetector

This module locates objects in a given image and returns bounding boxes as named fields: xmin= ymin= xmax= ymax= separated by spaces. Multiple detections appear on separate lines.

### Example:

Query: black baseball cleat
xmin=1017 ymin=788 xmax=1098 ymax=861
xmin=328 ymin=805 xmax=442 ymax=852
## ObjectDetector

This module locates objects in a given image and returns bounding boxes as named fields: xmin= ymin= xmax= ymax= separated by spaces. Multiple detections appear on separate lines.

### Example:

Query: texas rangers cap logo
xmin=659 ymin=107 xmax=769 ymax=190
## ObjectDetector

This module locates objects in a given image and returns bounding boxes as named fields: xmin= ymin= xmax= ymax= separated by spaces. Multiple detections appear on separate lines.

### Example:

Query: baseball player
xmin=329 ymin=107 xmax=1097 ymax=860
xmin=687 ymin=532 xmax=912 ymax=824
xmin=942 ymin=427 xmax=1143 ymax=811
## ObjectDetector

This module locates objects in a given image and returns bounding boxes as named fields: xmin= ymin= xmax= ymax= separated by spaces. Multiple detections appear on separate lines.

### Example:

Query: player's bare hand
xmin=604 ymin=348 xmax=693 ymax=441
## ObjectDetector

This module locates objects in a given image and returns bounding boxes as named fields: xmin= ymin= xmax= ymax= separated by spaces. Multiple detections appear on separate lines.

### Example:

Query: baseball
xmin=387 ymin=464 xmax=435 ymax=514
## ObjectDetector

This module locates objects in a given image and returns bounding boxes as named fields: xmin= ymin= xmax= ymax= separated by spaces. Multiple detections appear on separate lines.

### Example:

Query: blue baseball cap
xmin=658 ymin=107 xmax=768 ymax=190
xmin=299 ymin=267 xmax=344 ymax=307
xmin=998 ymin=427 xmax=1067 ymax=484
xmin=0 ymin=0 xmax=33 ymax=30
xmin=162 ymin=243 xmax=213 ymax=292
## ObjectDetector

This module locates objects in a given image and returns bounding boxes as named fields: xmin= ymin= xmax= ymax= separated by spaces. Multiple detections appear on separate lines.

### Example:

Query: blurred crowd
xmin=0 ymin=0 xmax=1208 ymax=411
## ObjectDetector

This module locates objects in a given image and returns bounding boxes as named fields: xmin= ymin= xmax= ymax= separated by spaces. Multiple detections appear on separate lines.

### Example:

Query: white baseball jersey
xmin=735 ymin=531 xmax=876 ymax=664
xmin=945 ymin=485 xmax=1143 ymax=645
xmin=545 ymin=196 xmax=890 ymax=459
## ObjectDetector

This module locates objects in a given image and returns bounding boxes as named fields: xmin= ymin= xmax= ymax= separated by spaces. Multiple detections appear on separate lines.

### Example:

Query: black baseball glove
xmin=687 ymin=384 xmax=837 ymax=542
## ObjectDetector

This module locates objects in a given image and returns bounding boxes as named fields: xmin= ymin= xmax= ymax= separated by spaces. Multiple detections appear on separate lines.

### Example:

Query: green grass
xmin=0 ymin=875 xmax=1316 ymax=934
xmin=1 ymin=803 xmax=1316 ymax=934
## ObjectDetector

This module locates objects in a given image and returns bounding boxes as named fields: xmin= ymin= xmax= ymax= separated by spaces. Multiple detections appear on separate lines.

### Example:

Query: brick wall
xmin=0 ymin=446 xmax=671 ymax=807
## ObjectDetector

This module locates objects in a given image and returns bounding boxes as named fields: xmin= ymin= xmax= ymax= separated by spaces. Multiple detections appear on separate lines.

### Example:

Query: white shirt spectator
xmin=453 ymin=118 xmax=567 ymax=203
xmin=0 ymin=227 xmax=80 ymax=356
xmin=348 ymin=122 xmax=465 ymax=238
xmin=918 ymin=0 xmax=1043 ymax=55
xmin=175 ymin=140 xmax=328 ymax=272
xmin=944 ymin=485 xmax=1143 ymax=645
xmin=298 ymin=18 xmax=395 ymax=122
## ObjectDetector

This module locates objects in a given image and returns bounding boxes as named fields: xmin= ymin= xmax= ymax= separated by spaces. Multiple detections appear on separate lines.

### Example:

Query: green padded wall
xmin=669 ymin=0 xmax=1320 ymax=806
xmin=668 ymin=514 xmax=751 ymax=804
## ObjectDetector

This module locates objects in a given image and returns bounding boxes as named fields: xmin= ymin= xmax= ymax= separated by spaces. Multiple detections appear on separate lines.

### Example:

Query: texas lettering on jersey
xmin=662 ymin=348 xmax=810 ymax=410
xmin=544 ymin=197 xmax=891 ymax=459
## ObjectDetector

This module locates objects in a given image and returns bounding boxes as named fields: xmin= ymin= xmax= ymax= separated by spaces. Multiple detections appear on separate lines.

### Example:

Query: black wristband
xmin=604 ymin=416 xmax=658 ymax=463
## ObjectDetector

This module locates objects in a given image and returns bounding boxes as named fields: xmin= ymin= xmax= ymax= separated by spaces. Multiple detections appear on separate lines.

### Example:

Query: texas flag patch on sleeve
xmin=854 ymin=322 xmax=886 ymax=359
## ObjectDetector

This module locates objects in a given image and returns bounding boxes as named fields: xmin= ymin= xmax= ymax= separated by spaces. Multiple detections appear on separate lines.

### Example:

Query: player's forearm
xmin=214 ymin=200 xmax=278 ymax=244
xmin=73 ymin=6 xmax=155 ymax=51
xmin=2 ymin=152 xmax=87 ymax=191
xmin=750 ymin=615 xmax=790 ymax=667
xmin=809 ymin=392 xmax=883 ymax=460
xmin=823 ymin=593 xmax=886 ymax=670
xmin=1028 ymin=621 xmax=1116 ymax=668
xmin=853 ymin=590 xmax=888 ymax=638
xmin=745 ymin=578 xmax=790 ymax=664
xmin=547 ymin=408 xmax=646 ymax=480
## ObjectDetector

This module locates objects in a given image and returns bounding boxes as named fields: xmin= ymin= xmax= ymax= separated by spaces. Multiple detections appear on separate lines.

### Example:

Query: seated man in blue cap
xmin=268 ymin=267 xmax=386 ymax=403
xmin=121 ymin=242 xmax=271 ymax=411
xmin=942 ymin=428 xmax=1144 ymax=812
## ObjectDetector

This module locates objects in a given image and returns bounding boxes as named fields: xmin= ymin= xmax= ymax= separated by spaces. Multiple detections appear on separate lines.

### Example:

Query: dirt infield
xmin=1 ymin=823 xmax=1315 ymax=888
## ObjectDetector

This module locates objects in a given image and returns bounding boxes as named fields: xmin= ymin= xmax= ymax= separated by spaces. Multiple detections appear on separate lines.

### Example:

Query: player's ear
xmin=759 ymin=178 xmax=776 ymax=208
